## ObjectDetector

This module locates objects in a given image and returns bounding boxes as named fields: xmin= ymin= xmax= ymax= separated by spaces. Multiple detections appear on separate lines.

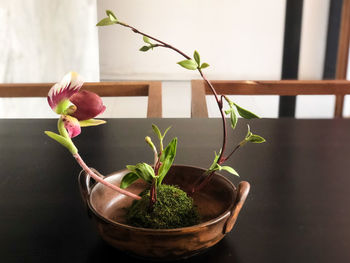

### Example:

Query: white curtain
xmin=0 ymin=0 xmax=99 ymax=83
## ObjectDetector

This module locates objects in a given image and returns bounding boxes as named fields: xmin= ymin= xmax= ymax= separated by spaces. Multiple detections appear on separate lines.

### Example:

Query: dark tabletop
xmin=1 ymin=118 xmax=350 ymax=263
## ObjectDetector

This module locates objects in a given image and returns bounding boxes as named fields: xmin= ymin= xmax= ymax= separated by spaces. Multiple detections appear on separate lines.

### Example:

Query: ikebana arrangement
xmin=44 ymin=10 xmax=265 ymax=259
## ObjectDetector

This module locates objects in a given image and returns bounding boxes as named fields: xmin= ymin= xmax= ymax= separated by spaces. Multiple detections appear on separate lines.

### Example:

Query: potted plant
xmin=44 ymin=10 xmax=265 ymax=260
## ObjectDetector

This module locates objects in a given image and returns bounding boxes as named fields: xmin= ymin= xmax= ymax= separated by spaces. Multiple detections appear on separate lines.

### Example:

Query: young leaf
xmin=247 ymin=134 xmax=266 ymax=143
xmin=152 ymin=124 xmax=162 ymax=141
xmin=106 ymin=10 xmax=118 ymax=22
xmin=235 ymin=103 xmax=260 ymax=119
xmin=208 ymin=151 xmax=221 ymax=172
xmin=220 ymin=166 xmax=239 ymax=176
xmin=120 ymin=172 xmax=139 ymax=189
xmin=177 ymin=59 xmax=198 ymax=70
xmin=245 ymin=124 xmax=252 ymax=139
xmin=96 ymin=17 xmax=116 ymax=26
xmin=127 ymin=163 xmax=155 ymax=184
xmin=229 ymin=109 xmax=237 ymax=129
xmin=193 ymin=50 xmax=200 ymax=65
xmin=200 ymin=63 xmax=210 ymax=69
xmin=143 ymin=36 xmax=151 ymax=44
xmin=139 ymin=46 xmax=151 ymax=52
xmin=158 ymin=138 xmax=177 ymax=185
xmin=44 ymin=131 xmax=78 ymax=155
xmin=162 ymin=126 xmax=171 ymax=138
xmin=126 ymin=165 xmax=136 ymax=171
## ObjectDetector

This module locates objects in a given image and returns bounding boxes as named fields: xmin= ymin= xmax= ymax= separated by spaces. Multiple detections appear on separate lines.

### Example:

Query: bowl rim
xmin=87 ymin=164 xmax=237 ymax=233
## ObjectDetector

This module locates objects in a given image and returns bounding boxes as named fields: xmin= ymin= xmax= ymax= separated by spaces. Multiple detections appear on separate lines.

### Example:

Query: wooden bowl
xmin=79 ymin=165 xmax=250 ymax=260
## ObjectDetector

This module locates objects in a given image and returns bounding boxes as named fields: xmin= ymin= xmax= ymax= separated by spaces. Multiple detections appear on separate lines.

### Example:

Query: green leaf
xmin=162 ymin=126 xmax=171 ymax=139
xmin=177 ymin=59 xmax=198 ymax=70
xmin=152 ymin=124 xmax=162 ymax=141
xmin=126 ymin=165 xmax=136 ymax=172
xmin=96 ymin=17 xmax=116 ymax=26
xmin=106 ymin=10 xmax=118 ymax=22
xmin=234 ymin=103 xmax=260 ymax=119
xmin=193 ymin=50 xmax=200 ymax=65
xmin=120 ymin=172 xmax=139 ymax=189
xmin=247 ymin=134 xmax=266 ymax=143
xmin=220 ymin=166 xmax=239 ymax=176
xmin=229 ymin=108 xmax=238 ymax=129
xmin=143 ymin=36 xmax=151 ymax=44
xmin=79 ymin=119 xmax=106 ymax=127
xmin=139 ymin=46 xmax=151 ymax=52
xmin=200 ymin=63 xmax=210 ymax=69
xmin=208 ymin=151 xmax=221 ymax=172
xmin=225 ymin=107 xmax=237 ymax=130
xmin=245 ymin=124 xmax=251 ymax=139
xmin=158 ymin=138 xmax=177 ymax=185
xmin=244 ymin=125 xmax=266 ymax=143
xmin=44 ymin=131 xmax=78 ymax=155
xmin=127 ymin=163 xmax=155 ymax=184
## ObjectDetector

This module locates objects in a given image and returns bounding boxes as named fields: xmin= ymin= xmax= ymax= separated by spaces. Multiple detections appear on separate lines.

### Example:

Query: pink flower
xmin=47 ymin=72 xmax=106 ymax=138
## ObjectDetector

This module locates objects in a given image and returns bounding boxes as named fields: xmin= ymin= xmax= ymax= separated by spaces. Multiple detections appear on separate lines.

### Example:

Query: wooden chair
xmin=191 ymin=79 xmax=350 ymax=118
xmin=0 ymin=81 xmax=162 ymax=117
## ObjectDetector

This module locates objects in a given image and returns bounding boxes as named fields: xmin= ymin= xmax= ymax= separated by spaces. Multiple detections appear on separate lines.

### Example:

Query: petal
xmin=47 ymin=72 xmax=84 ymax=114
xmin=61 ymin=115 xmax=81 ymax=138
xmin=70 ymin=90 xmax=106 ymax=120
xmin=79 ymin=119 xmax=107 ymax=127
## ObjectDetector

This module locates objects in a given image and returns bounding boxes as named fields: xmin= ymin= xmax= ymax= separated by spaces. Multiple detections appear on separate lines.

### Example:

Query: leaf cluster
xmin=224 ymin=97 xmax=260 ymax=130
xmin=177 ymin=51 xmax=209 ymax=70
xmin=120 ymin=125 xmax=177 ymax=189
xmin=139 ymin=36 xmax=158 ymax=52
xmin=244 ymin=125 xmax=266 ymax=144
xmin=96 ymin=10 xmax=119 ymax=26
xmin=206 ymin=151 xmax=239 ymax=177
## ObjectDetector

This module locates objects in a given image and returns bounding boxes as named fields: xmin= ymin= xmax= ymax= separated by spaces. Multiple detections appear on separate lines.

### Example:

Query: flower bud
xmin=145 ymin=136 xmax=152 ymax=144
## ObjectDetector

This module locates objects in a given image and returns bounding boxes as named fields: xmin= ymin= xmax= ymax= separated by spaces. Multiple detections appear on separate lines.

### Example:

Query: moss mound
xmin=126 ymin=184 xmax=200 ymax=229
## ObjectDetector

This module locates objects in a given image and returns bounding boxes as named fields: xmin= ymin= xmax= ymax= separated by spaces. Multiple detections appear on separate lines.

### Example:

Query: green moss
xmin=126 ymin=184 xmax=200 ymax=229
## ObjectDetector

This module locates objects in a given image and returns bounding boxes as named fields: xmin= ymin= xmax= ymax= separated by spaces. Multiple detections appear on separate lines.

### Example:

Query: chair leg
xmin=191 ymin=80 xmax=208 ymax=118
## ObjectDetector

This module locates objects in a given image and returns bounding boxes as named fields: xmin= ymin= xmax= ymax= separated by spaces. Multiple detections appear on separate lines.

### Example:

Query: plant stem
xmin=118 ymin=22 xmax=192 ymax=60
xmin=149 ymin=178 xmax=157 ymax=211
xmin=73 ymin=153 xmax=141 ymax=200
xmin=117 ymin=21 xmax=231 ymax=191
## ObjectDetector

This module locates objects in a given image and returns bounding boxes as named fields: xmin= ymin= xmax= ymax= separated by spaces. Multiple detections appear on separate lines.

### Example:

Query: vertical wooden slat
xmin=147 ymin=82 xmax=162 ymax=118
xmin=335 ymin=0 xmax=350 ymax=117
xmin=191 ymin=80 xmax=208 ymax=117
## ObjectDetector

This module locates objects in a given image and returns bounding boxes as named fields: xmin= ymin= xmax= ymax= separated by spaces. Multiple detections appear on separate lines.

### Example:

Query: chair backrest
xmin=191 ymin=79 xmax=350 ymax=118
xmin=0 ymin=81 xmax=162 ymax=118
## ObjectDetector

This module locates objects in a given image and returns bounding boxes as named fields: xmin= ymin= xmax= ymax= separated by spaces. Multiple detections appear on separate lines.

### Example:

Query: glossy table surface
xmin=1 ymin=118 xmax=350 ymax=263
